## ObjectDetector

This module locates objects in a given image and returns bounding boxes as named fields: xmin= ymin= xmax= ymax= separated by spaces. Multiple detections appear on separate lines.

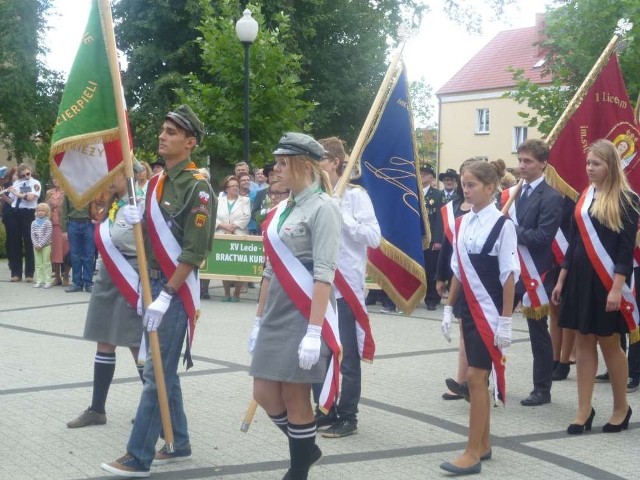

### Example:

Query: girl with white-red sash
xmin=440 ymin=161 xmax=519 ymax=475
xmin=552 ymin=139 xmax=639 ymax=434
xmin=247 ymin=132 xmax=342 ymax=480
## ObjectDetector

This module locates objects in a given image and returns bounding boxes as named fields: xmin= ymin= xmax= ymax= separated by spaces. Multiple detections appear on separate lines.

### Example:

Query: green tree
xmin=179 ymin=0 xmax=313 ymax=174
xmin=509 ymin=0 xmax=640 ymax=135
xmin=0 ymin=0 xmax=62 ymax=175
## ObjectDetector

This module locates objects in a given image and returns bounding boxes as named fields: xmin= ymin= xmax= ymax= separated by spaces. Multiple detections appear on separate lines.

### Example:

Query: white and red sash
xmin=441 ymin=201 xmax=455 ymax=244
xmin=575 ymin=186 xmax=639 ymax=333
xmin=454 ymin=216 xmax=507 ymax=403
xmin=262 ymin=200 xmax=342 ymax=413
xmin=552 ymin=228 xmax=569 ymax=266
xmin=333 ymin=270 xmax=375 ymax=362
xmin=146 ymin=173 xmax=200 ymax=369
xmin=94 ymin=218 xmax=140 ymax=310
xmin=502 ymin=187 xmax=549 ymax=317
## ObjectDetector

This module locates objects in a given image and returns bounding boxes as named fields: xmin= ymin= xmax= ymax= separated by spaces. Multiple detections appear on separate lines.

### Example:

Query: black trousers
xmin=9 ymin=208 xmax=35 ymax=278
xmin=515 ymin=293 xmax=553 ymax=395
xmin=423 ymin=248 xmax=441 ymax=307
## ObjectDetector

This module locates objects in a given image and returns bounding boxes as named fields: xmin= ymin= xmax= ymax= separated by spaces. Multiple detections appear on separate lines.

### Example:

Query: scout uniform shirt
xmin=147 ymin=159 xmax=216 ymax=269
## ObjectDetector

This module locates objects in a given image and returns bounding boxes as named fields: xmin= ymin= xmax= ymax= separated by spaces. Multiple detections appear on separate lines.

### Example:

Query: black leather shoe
xmin=567 ymin=408 xmax=595 ymax=434
xmin=439 ymin=460 xmax=481 ymax=475
xmin=314 ymin=410 xmax=337 ymax=428
xmin=552 ymin=362 xmax=570 ymax=381
xmin=446 ymin=378 xmax=470 ymax=402
xmin=602 ymin=406 xmax=632 ymax=433
xmin=520 ymin=391 xmax=551 ymax=406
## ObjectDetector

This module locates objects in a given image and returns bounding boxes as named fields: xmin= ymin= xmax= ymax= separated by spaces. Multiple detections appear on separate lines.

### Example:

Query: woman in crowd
xmin=135 ymin=161 xmax=152 ymax=197
xmin=66 ymin=165 xmax=146 ymax=428
xmin=440 ymin=160 xmax=519 ymax=475
xmin=1 ymin=167 xmax=19 ymax=280
xmin=46 ymin=176 xmax=70 ymax=286
xmin=552 ymin=139 xmax=638 ymax=434
xmin=248 ymin=132 xmax=341 ymax=480
xmin=215 ymin=175 xmax=250 ymax=302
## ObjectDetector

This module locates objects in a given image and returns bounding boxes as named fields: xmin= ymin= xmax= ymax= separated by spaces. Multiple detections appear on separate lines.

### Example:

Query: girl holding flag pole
xmin=247 ymin=132 xmax=342 ymax=480
xmin=440 ymin=161 xmax=519 ymax=476
xmin=552 ymin=139 xmax=639 ymax=434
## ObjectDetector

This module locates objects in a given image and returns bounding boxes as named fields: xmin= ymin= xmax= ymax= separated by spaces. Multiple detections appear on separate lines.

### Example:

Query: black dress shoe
xmin=552 ymin=362 xmax=570 ymax=381
xmin=520 ymin=391 xmax=551 ymax=406
xmin=567 ymin=407 xmax=595 ymax=434
xmin=442 ymin=391 xmax=464 ymax=400
xmin=446 ymin=378 xmax=470 ymax=402
xmin=602 ymin=406 xmax=632 ymax=433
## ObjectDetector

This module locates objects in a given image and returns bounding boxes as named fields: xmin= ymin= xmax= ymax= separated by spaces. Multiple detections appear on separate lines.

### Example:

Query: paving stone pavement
xmin=1 ymin=261 xmax=639 ymax=479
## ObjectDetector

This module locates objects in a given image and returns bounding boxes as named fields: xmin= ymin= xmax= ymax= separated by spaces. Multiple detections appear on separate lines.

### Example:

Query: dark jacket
xmin=424 ymin=186 xmax=444 ymax=248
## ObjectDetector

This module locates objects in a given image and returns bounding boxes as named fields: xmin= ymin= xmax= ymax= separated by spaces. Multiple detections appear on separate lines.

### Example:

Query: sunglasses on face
xmin=19 ymin=172 xmax=31 ymax=179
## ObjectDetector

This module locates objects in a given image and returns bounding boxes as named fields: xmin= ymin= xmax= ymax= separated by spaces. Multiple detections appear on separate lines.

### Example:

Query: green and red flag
xmin=49 ymin=0 xmax=131 ymax=208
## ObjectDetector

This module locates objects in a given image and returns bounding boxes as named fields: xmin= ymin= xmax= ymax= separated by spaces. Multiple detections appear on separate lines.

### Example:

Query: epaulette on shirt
xmin=346 ymin=183 xmax=364 ymax=191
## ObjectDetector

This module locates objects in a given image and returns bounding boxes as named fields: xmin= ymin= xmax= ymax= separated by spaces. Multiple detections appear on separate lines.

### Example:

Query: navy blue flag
xmin=358 ymin=63 xmax=428 ymax=313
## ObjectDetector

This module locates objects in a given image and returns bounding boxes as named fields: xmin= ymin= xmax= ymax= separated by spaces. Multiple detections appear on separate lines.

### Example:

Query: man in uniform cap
xmin=438 ymin=168 xmax=459 ymax=203
xmin=420 ymin=164 xmax=444 ymax=310
xmin=102 ymin=105 xmax=215 ymax=477
xmin=149 ymin=159 xmax=165 ymax=175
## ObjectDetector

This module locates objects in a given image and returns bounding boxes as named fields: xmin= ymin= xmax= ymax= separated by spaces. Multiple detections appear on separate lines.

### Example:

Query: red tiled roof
xmin=437 ymin=26 xmax=552 ymax=96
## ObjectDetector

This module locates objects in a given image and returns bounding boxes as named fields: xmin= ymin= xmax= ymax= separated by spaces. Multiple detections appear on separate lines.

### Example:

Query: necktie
xmin=277 ymin=197 xmax=295 ymax=232
xmin=517 ymin=184 xmax=531 ymax=208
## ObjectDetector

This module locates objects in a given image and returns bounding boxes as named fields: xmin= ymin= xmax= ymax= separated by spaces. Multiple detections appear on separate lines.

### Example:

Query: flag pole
xmin=334 ymin=47 xmax=404 ymax=197
xmin=543 ymin=33 xmax=620 ymax=201
xmin=98 ymin=0 xmax=175 ymax=451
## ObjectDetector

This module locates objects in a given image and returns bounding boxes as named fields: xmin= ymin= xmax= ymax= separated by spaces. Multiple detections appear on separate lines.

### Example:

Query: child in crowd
xmin=31 ymin=202 xmax=53 ymax=288
xmin=440 ymin=161 xmax=519 ymax=475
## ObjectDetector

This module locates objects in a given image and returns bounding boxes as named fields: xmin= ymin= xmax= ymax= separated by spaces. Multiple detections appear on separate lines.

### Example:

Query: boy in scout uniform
xmin=420 ymin=165 xmax=444 ymax=310
xmin=102 ymin=105 xmax=216 ymax=477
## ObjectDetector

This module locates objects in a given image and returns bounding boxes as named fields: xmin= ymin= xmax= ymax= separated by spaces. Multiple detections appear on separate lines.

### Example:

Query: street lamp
xmin=235 ymin=8 xmax=259 ymax=165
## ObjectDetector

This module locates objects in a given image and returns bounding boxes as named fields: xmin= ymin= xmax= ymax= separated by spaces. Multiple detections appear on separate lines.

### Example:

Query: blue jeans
xmin=127 ymin=278 xmax=190 ymax=469
xmin=67 ymin=220 xmax=95 ymax=287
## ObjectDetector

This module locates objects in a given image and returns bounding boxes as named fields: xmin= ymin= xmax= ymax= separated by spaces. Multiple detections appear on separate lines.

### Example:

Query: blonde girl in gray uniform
xmin=248 ymin=133 xmax=342 ymax=480
xmin=67 ymin=165 xmax=146 ymax=428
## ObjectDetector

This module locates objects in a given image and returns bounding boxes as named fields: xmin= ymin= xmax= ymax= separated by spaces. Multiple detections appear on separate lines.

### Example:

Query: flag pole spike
xmin=98 ymin=0 xmax=175 ymax=452
xmin=334 ymin=45 xmax=405 ymax=197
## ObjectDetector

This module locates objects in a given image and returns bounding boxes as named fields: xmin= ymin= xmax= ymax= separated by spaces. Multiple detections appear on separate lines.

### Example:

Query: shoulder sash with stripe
xmin=333 ymin=269 xmax=375 ymax=362
xmin=454 ymin=215 xmax=507 ymax=403
xmin=262 ymin=200 xmax=342 ymax=413
xmin=441 ymin=201 xmax=455 ymax=244
xmin=501 ymin=186 xmax=549 ymax=319
xmin=146 ymin=173 xmax=200 ymax=369
xmin=575 ymin=186 xmax=639 ymax=338
xmin=94 ymin=218 xmax=140 ymax=310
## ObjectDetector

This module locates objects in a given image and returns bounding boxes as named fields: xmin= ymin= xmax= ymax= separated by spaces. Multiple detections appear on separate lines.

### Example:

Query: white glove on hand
xmin=298 ymin=324 xmax=322 ymax=370
xmin=247 ymin=316 xmax=262 ymax=354
xmin=494 ymin=316 xmax=512 ymax=349
xmin=441 ymin=305 xmax=453 ymax=342
xmin=143 ymin=291 xmax=172 ymax=332
xmin=122 ymin=203 xmax=144 ymax=225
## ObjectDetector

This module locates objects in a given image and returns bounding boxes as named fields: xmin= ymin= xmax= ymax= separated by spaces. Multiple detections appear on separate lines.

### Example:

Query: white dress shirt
xmin=451 ymin=203 xmax=520 ymax=286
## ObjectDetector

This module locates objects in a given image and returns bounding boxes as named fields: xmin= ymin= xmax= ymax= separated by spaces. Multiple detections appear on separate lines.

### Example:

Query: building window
xmin=513 ymin=126 xmax=528 ymax=152
xmin=476 ymin=108 xmax=489 ymax=134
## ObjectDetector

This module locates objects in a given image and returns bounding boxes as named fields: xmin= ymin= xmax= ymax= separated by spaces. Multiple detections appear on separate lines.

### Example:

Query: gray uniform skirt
xmin=83 ymin=258 xmax=143 ymax=347
xmin=250 ymin=274 xmax=331 ymax=383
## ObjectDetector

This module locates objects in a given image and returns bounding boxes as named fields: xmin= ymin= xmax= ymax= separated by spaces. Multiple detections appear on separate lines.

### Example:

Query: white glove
xmin=298 ymin=324 xmax=322 ymax=370
xmin=122 ymin=202 xmax=144 ymax=225
xmin=143 ymin=291 xmax=172 ymax=332
xmin=494 ymin=316 xmax=512 ymax=349
xmin=247 ymin=316 xmax=262 ymax=354
xmin=441 ymin=305 xmax=453 ymax=342
xmin=136 ymin=294 xmax=143 ymax=316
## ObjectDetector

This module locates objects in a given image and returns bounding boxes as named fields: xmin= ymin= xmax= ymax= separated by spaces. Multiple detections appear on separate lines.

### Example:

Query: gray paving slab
xmin=1 ymin=260 xmax=639 ymax=479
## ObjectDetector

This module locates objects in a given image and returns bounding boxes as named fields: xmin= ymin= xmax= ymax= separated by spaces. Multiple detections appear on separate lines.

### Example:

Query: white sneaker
xmin=43 ymin=283 xmax=52 ymax=289
xmin=32 ymin=283 xmax=42 ymax=289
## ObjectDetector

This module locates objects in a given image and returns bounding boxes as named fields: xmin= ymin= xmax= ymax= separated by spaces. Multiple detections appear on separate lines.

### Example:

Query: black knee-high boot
xmin=284 ymin=421 xmax=322 ymax=480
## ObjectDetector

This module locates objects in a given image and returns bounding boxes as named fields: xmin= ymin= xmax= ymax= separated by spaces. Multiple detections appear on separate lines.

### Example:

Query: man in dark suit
xmin=509 ymin=139 xmax=563 ymax=406
xmin=439 ymin=169 xmax=458 ymax=203
xmin=420 ymin=165 xmax=444 ymax=310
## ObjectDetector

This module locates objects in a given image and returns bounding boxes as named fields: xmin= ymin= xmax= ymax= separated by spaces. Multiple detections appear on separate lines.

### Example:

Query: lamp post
xmin=235 ymin=8 xmax=259 ymax=165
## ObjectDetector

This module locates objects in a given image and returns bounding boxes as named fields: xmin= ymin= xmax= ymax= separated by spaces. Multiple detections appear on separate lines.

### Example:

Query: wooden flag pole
xmin=240 ymin=399 xmax=259 ymax=433
xmin=99 ymin=0 xmax=175 ymax=451
xmin=334 ymin=48 xmax=404 ymax=197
